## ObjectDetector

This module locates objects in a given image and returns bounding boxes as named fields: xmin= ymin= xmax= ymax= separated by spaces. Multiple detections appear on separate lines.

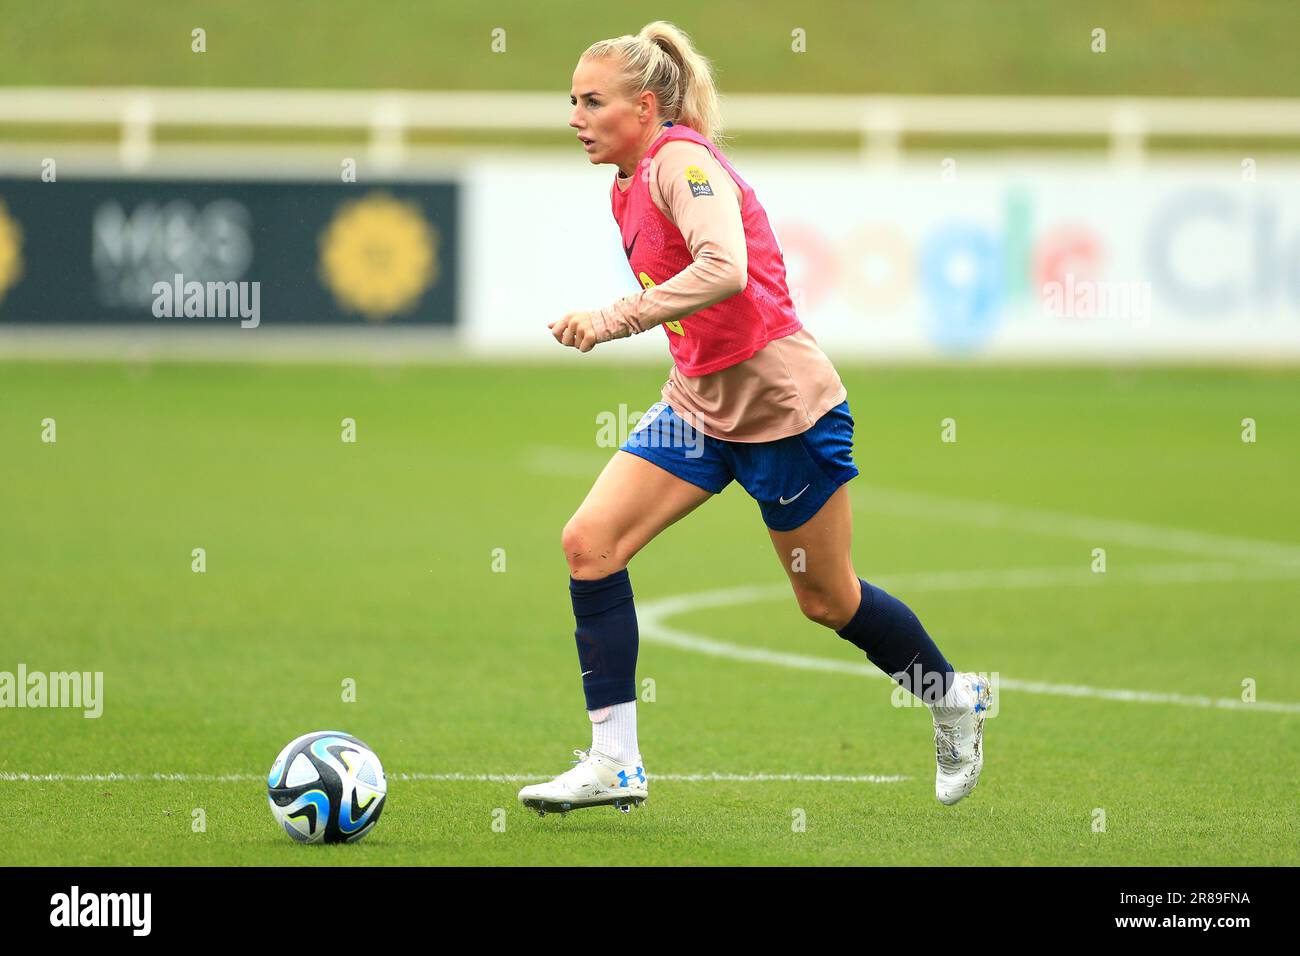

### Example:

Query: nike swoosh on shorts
xmin=778 ymin=484 xmax=810 ymax=505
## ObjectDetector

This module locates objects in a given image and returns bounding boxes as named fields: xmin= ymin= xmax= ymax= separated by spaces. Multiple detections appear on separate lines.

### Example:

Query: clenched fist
xmin=548 ymin=311 xmax=599 ymax=352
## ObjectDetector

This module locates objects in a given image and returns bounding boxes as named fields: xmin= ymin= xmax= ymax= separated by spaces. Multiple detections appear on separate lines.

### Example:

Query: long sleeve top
xmin=592 ymin=139 xmax=846 ymax=442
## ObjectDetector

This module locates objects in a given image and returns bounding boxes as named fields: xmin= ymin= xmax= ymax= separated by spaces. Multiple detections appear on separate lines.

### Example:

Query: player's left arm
xmin=551 ymin=142 xmax=747 ymax=350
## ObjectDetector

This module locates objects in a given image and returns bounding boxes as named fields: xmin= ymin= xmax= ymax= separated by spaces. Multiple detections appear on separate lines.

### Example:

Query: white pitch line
xmin=524 ymin=445 xmax=1300 ymax=567
xmin=637 ymin=565 xmax=1300 ymax=714
xmin=640 ymin=563 xmax=1300 ymax=623
xmin=853 ymin=484 xmax=1300 ymax=567
xmin=522 ymin=445 xmax=612 ymax=477
xmin=524 ymin=445 xmax=1300 ymax=709
xmin=0 ymin=771 xmax=907 ymax=784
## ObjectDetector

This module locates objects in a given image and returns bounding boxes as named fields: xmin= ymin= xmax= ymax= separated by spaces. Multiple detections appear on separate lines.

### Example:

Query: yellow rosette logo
xmin=0 ymin=199 xmax=24 ymax=305
xmin=318 ymin=192 xmax=438 ymax=321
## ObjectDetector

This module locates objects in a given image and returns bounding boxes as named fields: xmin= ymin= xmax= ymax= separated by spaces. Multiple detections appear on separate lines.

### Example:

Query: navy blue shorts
xmin=618 ymin=399 xmax=859 ymax=532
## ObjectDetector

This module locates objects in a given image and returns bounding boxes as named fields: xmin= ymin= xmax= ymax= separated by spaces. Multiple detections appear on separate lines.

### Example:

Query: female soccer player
xmin=520 ymin=21 xmax=991 ymax=816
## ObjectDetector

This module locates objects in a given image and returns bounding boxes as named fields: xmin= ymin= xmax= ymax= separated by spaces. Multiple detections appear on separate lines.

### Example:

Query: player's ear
xmin=637 ymin=89 xmax=657 ymax=122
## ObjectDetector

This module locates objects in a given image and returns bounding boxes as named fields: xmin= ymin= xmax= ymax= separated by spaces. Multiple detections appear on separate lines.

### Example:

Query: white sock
xmin=589 ymin=701 xmax=639 ymax=764
xmin=930 ymin=673 xmax=971 ymax=723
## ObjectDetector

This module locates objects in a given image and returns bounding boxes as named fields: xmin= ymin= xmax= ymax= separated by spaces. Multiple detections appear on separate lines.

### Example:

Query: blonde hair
xmin=581 ymin=21 xmax=727 ymax=149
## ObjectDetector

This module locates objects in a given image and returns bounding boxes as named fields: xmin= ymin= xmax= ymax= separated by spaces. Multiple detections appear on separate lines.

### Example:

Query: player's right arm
xmin=590 ymin=142 xmax=747 ymax=342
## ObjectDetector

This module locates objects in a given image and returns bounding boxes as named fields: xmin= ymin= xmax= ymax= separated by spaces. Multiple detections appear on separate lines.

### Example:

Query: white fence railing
xmin=3 ymin=87 xmax=1300 ymax=169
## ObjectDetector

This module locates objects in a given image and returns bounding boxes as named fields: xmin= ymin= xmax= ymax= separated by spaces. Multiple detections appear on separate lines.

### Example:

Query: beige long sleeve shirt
xmin=593 ymin=140 xmax=846 ymax=443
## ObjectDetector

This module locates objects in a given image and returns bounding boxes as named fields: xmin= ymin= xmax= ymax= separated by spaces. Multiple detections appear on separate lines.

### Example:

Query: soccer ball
xmin=267 ymin=731 xmax=387 ymax=844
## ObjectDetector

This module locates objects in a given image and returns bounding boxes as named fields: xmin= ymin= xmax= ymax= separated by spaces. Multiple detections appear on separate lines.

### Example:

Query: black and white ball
xmin=267 ymin=731 xmax=387 ymax=844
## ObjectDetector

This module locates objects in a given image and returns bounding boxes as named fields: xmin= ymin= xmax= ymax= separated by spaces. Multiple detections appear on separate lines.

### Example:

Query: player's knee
xmin=795 ymin=589 xmax=852 ymax=630
xmin=560 ymin=516 xmax=587 ymax=565
xmin=561 ymin=514 xmax=626 ymax=577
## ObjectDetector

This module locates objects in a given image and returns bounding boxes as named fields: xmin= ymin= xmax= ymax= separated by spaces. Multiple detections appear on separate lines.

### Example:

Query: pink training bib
xmin=610 ymin=124 xmax=802 ymax=377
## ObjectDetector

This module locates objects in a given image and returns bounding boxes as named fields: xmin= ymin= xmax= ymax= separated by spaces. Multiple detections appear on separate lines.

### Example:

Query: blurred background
xmin=2 ymin=0 xmax=1299 ymax=362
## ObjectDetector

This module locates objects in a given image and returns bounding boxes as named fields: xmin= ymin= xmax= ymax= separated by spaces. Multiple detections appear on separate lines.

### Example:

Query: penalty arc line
xmin=851 ymin=484 xmax=1300 ymax=568
xmin=636 ymin=564 xmax=1300 ymax=715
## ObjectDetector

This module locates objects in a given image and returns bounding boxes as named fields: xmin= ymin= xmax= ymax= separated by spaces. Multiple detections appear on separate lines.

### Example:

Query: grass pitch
xmin=1 ymin=360 xmax=1297 ymax=865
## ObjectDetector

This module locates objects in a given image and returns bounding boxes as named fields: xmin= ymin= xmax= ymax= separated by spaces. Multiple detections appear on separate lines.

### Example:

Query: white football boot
xmin=518 ymin=748 xmax=647 ymax=816
xmin=932 ymin=672 xmax=992 ymax=805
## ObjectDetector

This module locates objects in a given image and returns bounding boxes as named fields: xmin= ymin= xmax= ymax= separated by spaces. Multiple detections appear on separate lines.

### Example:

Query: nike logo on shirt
xmin=623 ymin=233 xmax=638 ymax=259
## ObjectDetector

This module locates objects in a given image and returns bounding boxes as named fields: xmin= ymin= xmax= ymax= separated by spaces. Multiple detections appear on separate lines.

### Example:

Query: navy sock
xmin=836 ymin=578 xmax=955 ymax=704
xmin=570 ymin=568 xmax=638 ymax=711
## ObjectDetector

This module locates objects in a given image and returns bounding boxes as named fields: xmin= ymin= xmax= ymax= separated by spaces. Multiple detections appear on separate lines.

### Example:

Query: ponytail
xmin=581 ymin=21 xmax=727 ymax=148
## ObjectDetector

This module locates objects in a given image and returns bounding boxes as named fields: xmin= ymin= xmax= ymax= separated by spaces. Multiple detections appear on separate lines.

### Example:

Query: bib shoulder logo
xmin=684 ymin=165 xmax=714 ymax=198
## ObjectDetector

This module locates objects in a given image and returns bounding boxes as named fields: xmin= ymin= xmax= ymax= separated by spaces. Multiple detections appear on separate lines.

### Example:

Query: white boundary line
xmin=638 ymin=564 xmax=1300 ymax=714
xmin=0 ymin=771 xmax=907 ymax=784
